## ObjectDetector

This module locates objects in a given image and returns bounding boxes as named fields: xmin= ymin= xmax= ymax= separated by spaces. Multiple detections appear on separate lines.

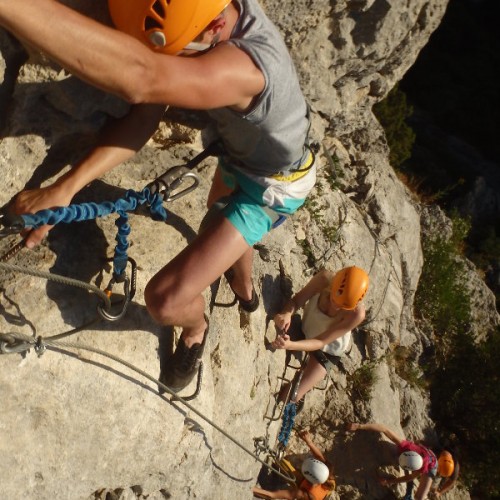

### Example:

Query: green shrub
xmin=350 ymin=362 xmax=378 ymax=402
xmin=373 ymin=85 xmax=416 ymax=169
xmin=389 ymin=346 xmax=427 ymax=390
xmin=415 ymin=213 xmax=499 ymax=496
xmin=414 ymin=214 xmax=472 ymax=356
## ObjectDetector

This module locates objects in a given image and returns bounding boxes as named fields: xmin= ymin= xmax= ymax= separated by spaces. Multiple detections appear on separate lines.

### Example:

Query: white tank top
xmin=302 ymin=294 xmax=351 ymax=357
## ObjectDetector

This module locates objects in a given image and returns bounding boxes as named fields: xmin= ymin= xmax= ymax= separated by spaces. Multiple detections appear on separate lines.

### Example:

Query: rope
xmin=0 ymin=148 xmax=298 ymax=483
xmin=277 ymin=402 xmax=296 ymax=448
xmin=19 ymin=188 xmax=167 ymax=277
xmin=0 ymin=331 xmax=296 ymax=485
xmin=20 ymin=189 xmax=166 ymax=228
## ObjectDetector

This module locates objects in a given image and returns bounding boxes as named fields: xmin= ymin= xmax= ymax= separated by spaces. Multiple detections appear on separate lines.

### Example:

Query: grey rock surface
xmin=0 ymin=1 xmax=494 ymax=499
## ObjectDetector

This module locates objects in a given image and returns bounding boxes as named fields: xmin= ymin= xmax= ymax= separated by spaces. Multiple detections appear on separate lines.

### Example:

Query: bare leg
xmin=207 ymin=167 xmax=233 ymax=208
xmin=252 ymin=486 xmax=297 ymax=500
xmin=414 ymin=475 xmax=433 ymax=500
xmin=294 ymin=355 xmax=327 ymax=402
xmin=144 ymin=215 xmax=251 ymax=346
xmin=206 ymin=166 xmax=254 ymax=301
xmin=228 ymin=246 xmax=254 ymax=301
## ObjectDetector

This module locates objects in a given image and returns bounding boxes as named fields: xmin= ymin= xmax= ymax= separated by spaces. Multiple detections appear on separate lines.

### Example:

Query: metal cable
xmin=0 ymin=331 xmax=296 ymax=484
xmin=51 ymin=338 xmax=298 ymax=484
xmin=0 ymin=262 xmax=111 ymax=310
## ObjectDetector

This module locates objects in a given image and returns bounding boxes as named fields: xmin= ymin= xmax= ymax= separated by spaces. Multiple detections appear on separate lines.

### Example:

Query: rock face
xmin=0 ymin=1 xmax=494 ymax=499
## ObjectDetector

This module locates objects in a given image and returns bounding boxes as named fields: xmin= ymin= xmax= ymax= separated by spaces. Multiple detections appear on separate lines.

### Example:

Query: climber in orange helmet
xmin=0 ymin=0 xmax=314 ymax=392
xmin=272 ymin=267 xmax=368 ymax=411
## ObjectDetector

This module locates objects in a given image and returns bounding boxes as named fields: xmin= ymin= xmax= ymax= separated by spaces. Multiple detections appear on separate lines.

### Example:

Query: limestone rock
xmin=0 ymin=1 xmax=490 ymax=499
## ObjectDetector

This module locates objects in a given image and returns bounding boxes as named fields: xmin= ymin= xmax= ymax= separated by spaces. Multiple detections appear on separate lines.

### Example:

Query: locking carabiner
xmin=148 ymin=165 xmax=200 ymax=202
xmin=97 ymin=275 xmax=132 ymax=321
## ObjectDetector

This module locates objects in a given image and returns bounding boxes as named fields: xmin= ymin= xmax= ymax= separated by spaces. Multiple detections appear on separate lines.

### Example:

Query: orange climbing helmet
xmin=330 ymin=266 xmax=369 ymax=309
xmin=437 ymin=451 xmax=455 ymax=477
xmin=108 ymin=0 xmax=230 ymax=54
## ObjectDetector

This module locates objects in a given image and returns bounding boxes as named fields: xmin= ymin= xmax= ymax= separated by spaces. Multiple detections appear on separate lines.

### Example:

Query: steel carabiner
xmin=97 ymin=275 xmax=131 ymax=321
xmin=148 ymin=165 xmax=200 ymax=202
xmin=0 ymin=333 xmax=33 ymax=354
xmin=0 ymin=212 xmax=26 ymax=238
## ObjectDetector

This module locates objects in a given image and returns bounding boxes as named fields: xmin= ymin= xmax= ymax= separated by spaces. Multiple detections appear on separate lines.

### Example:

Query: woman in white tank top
xmin=272 ymin=267 xmax=369 ymax=405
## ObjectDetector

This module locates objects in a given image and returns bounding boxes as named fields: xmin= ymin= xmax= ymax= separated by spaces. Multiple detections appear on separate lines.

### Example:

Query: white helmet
xmin=399 ymin=451 xmax=423 ymax=471
xmin=301 ymin=457 xmax=329 ymax=484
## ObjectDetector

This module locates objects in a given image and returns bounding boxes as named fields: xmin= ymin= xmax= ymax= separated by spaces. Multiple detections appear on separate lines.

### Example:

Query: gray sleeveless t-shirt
xmin=207 ymin=0 xmax=309 ymax=176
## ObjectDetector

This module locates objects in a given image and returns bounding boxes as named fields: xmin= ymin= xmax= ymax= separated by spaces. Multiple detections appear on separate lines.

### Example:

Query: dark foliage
xmin=415 ymin=216 xmax=499 ymax=497
xmin=373 ymin=85 xmax=416 ymax=169
xmin=399 ymin=0 xmax=500 ymax=303
xmin=400 ymin=0 xmax=500 ymax=165
xmin=429 ymin=327 xmax=500 ymax=498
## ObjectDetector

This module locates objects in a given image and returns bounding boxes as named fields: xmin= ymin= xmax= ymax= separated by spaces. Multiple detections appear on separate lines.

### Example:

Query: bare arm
xmin=346 ymin=422 xmax=404 ymax=446
xmin=273 ymin=304 xmax=364 ymax=352
xmin=298 ymin=429 xmax=328 ymax=463
xmin=54 ymin=103 xmax=165 ymax=195
xmin=0 ymin=0 xmax=264 ymax=109
xmin=252 ymin=486 xmax=298 ymax=500
xmin=379 ymin=470 xmax=420 ymax=485
xmin=435 ymin=461 xmax=459 ymax=496
xmin=13 ymin=103 xmax=165 ymax=247
xmin=274 ymin=269 xmax=333 ymax=333
xmin=291 ymin=270 xmax=334 ymax=310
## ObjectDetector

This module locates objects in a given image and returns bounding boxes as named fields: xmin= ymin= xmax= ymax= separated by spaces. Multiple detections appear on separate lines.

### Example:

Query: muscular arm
xmin=0 ymin=0 xmax=264 ymax=109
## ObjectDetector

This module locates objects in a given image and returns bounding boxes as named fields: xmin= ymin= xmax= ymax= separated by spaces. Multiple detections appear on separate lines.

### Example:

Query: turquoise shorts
xmin=218 ymin=154 xmax=316 ymax=246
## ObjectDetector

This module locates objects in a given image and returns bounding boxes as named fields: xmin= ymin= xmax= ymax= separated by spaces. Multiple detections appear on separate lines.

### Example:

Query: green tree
xmin=415 ymin=214 xmax=471 ymax=353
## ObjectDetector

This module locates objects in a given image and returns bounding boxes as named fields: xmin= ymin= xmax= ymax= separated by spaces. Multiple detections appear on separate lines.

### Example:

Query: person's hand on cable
xmin=271 ymin=331 xmax=292 ymax=350
xmin=13 ymin=184 xmax=73 ymax=248
xmin=273 ymin=310 xmax=292 ymax=333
